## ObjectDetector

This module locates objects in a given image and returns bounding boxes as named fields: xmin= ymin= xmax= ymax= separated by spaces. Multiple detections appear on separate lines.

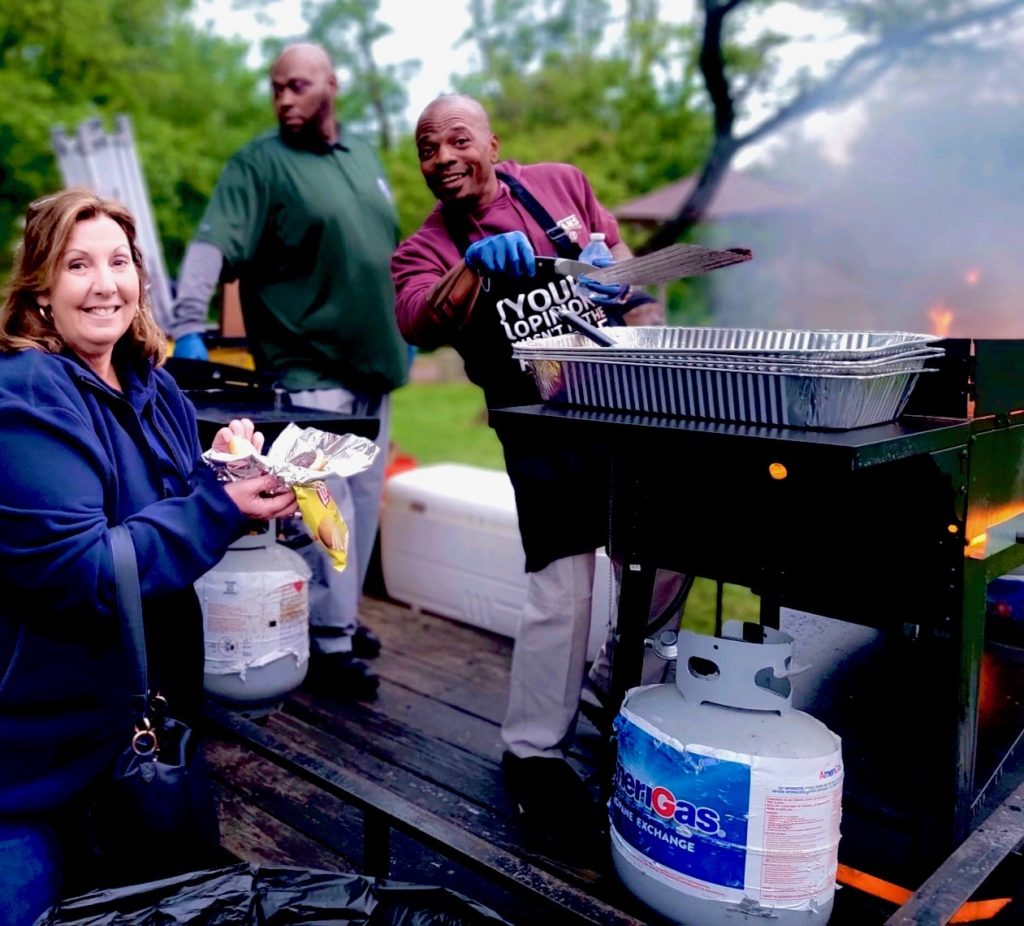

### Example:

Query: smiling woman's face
xmin=39 ymin=215 xmax=139 ymax=368
xmin=415 ymin=98 xmax=500 ymax=211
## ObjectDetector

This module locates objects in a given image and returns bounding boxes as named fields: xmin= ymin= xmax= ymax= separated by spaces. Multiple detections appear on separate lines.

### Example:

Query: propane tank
xmin=194 ymin=521 xmax=311 ymax=712
xmin=610 ymin=621 xmax=842 ymax=925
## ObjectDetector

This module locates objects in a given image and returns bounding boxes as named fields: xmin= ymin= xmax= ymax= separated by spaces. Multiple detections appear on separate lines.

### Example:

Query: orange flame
xmin=965 ymin=501 xmax=1024 ymax=558
xmin=928 ymin=303 xmax=955 ymax=337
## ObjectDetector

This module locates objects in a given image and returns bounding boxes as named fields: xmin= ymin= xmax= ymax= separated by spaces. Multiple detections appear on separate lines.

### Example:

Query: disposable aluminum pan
xmin=527 ymin=358 xmax=931 ymax=429
xmin=515 ymin=347 xmax=945 ymax=375
xmin=513 ymin=327 xmax=941 ymax=361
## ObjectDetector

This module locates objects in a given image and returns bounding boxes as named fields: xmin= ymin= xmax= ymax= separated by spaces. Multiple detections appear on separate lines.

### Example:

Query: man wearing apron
xmin=392 ymin=94 xmax=675 ymax=853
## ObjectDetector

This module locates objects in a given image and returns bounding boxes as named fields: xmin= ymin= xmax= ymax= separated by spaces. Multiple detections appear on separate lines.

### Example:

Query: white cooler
xmin=380 ymin=463 xmax=611 ymax=660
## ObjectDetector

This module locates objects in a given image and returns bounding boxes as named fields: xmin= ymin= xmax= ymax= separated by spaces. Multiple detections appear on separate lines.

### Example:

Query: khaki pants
xmin=502 ymin=552 xmax=597 ymax=759
xmin=502 ymin=556 xmax=688 ymax=758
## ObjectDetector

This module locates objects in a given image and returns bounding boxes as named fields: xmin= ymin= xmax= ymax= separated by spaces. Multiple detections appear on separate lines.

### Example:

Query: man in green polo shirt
xmin=169 ymin=43 xmax=408 ymax=699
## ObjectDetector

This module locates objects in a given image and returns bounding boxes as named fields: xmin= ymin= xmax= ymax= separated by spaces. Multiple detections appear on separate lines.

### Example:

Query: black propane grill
xmin=165 ymin=357 xmax=379 ymax=446
xmin=490 ymin=337 xmax=1024 ymax=886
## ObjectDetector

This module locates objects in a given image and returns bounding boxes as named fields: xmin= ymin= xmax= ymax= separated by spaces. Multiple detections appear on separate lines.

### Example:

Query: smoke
xmin=708 ymin=45 xmax=1024 ymax=338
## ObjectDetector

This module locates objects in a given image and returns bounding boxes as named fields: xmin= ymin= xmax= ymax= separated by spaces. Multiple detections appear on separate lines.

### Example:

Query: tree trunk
xmin=639 ymin=0 xmax=744 ymax=253
xmin=358 ymin=30 xmax=392 ymax=152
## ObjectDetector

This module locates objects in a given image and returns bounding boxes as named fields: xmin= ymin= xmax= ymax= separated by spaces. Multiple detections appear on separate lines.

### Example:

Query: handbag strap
xmin=110 ymin=524 xmax=148 ymax=703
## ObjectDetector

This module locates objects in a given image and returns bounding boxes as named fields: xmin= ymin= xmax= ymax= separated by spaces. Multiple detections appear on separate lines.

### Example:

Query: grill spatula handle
xmin=557 ymin=307 xmax=615 ymax=347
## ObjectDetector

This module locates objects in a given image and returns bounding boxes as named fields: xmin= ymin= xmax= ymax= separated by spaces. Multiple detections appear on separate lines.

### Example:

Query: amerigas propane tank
xmin=194 ymin=522 xmax=311 ymax=710
xmin=610 ymin=621 xmax=842 ymax=925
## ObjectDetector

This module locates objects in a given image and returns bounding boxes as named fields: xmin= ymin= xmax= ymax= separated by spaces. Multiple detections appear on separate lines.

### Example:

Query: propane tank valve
xmin=646 ymin=628 xmax=679 ymax=661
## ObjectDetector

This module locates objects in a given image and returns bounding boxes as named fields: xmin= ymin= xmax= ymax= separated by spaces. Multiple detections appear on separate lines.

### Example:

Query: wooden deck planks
xmin=210 ymin=779 xmax=356 ymax=873
xmin=205 ymin=698 xmax=645 ymax=926
xmin=203 ymin=593 xmax=1024 ymax=925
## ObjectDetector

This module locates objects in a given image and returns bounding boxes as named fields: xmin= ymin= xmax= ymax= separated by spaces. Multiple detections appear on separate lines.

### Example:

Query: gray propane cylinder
xmin=610 ymin=620 xmax=842 ymax=925
xmin=194 ymin=522 xmax=311 ymax=710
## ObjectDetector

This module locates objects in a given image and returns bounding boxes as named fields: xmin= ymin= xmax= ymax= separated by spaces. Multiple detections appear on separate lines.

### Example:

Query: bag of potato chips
xmin=293 ymin=479 xmax=349 ymax=571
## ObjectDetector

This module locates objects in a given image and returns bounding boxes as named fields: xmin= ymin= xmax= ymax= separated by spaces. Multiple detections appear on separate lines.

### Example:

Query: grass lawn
xmin=390 ymin=381 xmax=503 ymax=469
xmin=390 ymin=378 xmax=761 ymax=635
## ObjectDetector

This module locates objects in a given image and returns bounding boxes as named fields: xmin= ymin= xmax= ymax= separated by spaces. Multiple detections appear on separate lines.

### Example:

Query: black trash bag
xmin=35 ymin=863 xmax=512 ymax=925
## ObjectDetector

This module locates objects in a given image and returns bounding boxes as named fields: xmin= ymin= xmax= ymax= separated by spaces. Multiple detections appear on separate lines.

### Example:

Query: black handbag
xmin=85 ymin=525 xmax=220 ymax=885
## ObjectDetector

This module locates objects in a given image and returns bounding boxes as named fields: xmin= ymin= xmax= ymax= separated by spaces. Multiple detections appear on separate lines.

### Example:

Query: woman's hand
xmin=223 ymin=474 xmax=298 ymax=521
xmin=211 ymin=418 xmax=265 ymax=455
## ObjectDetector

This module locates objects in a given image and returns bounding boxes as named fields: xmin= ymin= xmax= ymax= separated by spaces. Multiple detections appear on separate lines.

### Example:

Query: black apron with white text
xmin=452 ymin=258 xmax=612 ymax=572
xmin=454 ymin=257 xmax=606 ymax=410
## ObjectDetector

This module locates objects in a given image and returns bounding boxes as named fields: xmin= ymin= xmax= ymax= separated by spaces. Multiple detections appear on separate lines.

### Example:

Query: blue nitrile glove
xmin=579 ymin=256 xmax=629 ymax=306
xmin=173 ymin=332 xmax=209 ymax=361
xmin=464 ymin=231 xmax=536 ymax=278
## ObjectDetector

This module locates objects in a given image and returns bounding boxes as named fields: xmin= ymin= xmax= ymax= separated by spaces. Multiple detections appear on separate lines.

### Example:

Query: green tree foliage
xmin=379 ymin=145 xmax=438 ymax=244
xmin=452 ymin=0 xmax=713 ymax=215
xmin=0 ymin=0 xmax=270 ymax=276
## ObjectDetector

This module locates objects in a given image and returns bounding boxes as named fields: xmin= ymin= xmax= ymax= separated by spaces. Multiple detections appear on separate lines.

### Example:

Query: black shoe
xmin=502 ymin=753 xmax=607 ymax=869
xmin=305 ymin=652 xmax=380 ymax=701
xmin=351 ymin=625 xmax=382 ymax=659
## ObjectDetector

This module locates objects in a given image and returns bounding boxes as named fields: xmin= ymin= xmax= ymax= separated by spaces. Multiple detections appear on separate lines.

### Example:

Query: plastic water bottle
xmin=577 ymin=232 xmax=614 ymax=303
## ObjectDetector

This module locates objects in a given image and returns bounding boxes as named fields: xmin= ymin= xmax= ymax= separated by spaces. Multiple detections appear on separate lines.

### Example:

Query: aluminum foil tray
xmin=515 ymin=347 xmax=945 ymax=375
xmin=526 ymin=358 xmax=930 ymax=429
xmin=513 ymin=327 xmax=941 ymax=361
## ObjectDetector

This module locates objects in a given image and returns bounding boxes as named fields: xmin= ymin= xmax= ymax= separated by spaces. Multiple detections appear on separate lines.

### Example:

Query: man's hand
xmin=579 ymin=256 xmax=628 ymax=306
xmin=464 ymin=231 xmax=536 ymax=277
xmin=173 ymin=332 xmax=209 ymax=361
xmin=578 ymin=277 xmax=629 ymax=305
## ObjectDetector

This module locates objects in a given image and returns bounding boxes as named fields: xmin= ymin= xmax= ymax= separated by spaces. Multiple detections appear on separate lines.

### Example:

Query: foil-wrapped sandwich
xmin=204 ymin=423 xmax=379 ymax=571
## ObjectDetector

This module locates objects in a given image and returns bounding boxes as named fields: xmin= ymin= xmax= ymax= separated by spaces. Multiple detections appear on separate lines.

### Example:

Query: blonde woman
xmin=0 ymin=189 xmax=297 ymax=923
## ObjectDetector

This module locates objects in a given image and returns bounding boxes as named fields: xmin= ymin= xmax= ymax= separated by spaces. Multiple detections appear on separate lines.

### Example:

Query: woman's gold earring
xmin=39 ymin=305 xmax=50 ymax=322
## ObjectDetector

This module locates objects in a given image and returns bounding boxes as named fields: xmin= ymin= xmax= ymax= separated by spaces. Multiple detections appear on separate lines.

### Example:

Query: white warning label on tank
xmin=196 ymin=569 xmax=309 ymax=675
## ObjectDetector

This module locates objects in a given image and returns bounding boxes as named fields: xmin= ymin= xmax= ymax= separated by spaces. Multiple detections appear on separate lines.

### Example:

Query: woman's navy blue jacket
xmin=0 ymin=347 xmax=250 ymax=814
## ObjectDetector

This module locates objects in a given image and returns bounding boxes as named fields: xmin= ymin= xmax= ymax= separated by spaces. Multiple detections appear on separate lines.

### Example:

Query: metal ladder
xmin=51 ymin=115 xmax=174 ymax=332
